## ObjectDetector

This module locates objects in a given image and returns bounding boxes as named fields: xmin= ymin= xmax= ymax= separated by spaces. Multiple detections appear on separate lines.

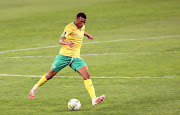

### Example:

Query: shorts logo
xmin=53 ymin=65 xmax=56 ymax=69
xmin=76 ymin=32 xmax=79 ymax=35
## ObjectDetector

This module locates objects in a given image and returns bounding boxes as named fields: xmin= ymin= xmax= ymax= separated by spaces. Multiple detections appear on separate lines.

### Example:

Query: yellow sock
xmin=36 ymin=74 xmax=47 ymax=88
xmin=84 ymin=79 xmax=96 ymax=99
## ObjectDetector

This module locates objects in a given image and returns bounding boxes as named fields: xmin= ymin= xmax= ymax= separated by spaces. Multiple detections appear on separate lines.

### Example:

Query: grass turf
xmin=0 ymin=76 xmax=179 ymax=115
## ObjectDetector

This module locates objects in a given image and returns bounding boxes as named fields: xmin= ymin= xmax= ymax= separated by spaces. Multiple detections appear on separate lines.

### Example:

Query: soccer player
xmin=29 ymin=12 xmax=105 ymax=107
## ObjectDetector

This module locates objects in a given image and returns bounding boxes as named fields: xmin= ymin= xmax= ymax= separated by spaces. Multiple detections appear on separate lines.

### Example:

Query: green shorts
xmin=51 ymin=54 xmax=87 ymax=72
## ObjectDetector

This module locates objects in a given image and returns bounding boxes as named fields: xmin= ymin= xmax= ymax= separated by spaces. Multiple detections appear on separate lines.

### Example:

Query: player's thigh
xmin=77 ymin=66 xmax=90 ymax=79
xmin=51 ymin=54 xmax=72 ymax=72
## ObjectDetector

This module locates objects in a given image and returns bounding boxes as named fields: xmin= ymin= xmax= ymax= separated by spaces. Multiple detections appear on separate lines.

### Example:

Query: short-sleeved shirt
xmin=59 ymin=21 xmax=85 ymax=58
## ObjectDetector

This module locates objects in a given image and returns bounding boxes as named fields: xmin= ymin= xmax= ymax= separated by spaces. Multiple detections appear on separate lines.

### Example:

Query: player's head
xmin=75 ymin=12 xmax=86 ymax=28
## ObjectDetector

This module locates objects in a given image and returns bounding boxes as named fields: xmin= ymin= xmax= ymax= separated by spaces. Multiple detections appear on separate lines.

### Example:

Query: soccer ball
xmin=68 ymin=99 xmax=81 ymax=111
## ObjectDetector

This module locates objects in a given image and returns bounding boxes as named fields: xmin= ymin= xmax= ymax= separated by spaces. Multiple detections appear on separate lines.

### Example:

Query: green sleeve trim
xmin=61 ymin=36 xmax=66 ymax=37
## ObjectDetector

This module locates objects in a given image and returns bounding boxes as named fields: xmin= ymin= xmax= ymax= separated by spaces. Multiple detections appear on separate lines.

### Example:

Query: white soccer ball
xmin=68 ymin=99 xmax=81 ymax=111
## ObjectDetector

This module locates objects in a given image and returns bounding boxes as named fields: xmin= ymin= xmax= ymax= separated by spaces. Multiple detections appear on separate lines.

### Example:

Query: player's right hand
xmin=68 ymin=42 xmax=75 ymax=48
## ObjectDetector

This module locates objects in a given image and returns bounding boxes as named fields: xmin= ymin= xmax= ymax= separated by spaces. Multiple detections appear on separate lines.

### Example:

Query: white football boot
xmin=92 ymin=95 xmax=105 ymax=107
xmin=29 ymin=84 xmax=39 ymax=99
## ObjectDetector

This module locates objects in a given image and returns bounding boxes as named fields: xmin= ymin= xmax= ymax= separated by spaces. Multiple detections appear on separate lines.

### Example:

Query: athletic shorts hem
xmin=75 ymin=65 xmax=87 ymax=71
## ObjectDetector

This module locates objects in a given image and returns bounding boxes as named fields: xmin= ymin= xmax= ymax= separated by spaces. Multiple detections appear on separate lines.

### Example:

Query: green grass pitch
xmin=0 ymin=0 xmax=180 ymax=114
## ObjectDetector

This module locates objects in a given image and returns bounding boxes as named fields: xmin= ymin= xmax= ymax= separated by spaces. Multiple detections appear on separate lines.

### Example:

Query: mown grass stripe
xmin=0 ymin=74 xmax=176 ymax=78
xmin=0 ymin=35 xmax=179 ymax=54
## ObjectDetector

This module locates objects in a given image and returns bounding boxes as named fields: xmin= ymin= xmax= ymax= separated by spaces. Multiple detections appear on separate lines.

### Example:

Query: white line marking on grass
xmin=1 ymin=51 xmax=179 ymax=59
xmin=83 ymin=35 xmax=180 ymax=44
xmin=2 ymin=55 xmax=56 ymax=59
xmin=0 ymin=35 xmax=179 ymax=54
xmin=0 ymin=74 xmax=176 ymax=78
xmin=0 ymin=46 xmax=59 ymax=54
xmin=81 ymin=51 xmax=179 ymax=56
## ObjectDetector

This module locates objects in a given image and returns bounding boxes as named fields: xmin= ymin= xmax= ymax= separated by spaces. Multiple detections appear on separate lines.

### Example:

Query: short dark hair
xmin=77 ymin=12 xmax=86 ymax=19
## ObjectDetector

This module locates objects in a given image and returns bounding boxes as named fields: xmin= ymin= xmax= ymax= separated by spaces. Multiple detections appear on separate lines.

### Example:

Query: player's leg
xmin=78 ymin=66 xmax=95 ymax=99
xmin=29 ymin=54 xmax=72 ymax=99
xmin=36 ymin=69 xmax=58 ymax=88
xmin=70 ymin=58 xmax=105 ymax=106
xmin=29 ymin=69 xmax=57 ymax=99
xmin=78 ymin=66 xmax=90 ymax=80
xmin=78 ymin=66 xmax=105 ymax=106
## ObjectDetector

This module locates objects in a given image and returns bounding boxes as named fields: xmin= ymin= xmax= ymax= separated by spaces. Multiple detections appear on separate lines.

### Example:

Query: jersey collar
xmin=73 ymin=21 xmax=83 ymax=30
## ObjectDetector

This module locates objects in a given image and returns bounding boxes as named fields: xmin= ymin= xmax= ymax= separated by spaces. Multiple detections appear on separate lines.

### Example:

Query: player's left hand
xmin=88 ymin=35 xmax=94 ymax=40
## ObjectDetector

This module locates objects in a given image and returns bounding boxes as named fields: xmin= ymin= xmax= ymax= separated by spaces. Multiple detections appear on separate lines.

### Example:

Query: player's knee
xmin=84 ymin=72 xmax=90 ymax=80
xmin=46 ymin=73 xmax=54 ymax=80
xmin=87 ymin=72 xmax=90 ymax=79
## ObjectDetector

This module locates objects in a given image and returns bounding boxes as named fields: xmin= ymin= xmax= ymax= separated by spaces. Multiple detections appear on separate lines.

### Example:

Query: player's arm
xmin=84 ymin=32 xmax=94 ymax=40
xmin=59 ymin=37 xmax=75 ymax=48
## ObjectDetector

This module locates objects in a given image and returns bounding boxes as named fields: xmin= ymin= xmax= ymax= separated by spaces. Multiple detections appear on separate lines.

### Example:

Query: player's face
xmin=75 ymin=17 xmax=86 ymax=28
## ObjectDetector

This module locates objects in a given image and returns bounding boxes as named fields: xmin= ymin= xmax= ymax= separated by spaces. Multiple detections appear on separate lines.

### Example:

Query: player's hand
xmin=88 ymin=35 xmax=94 ymax=40
xmin=68 ymin=42 xmax=75 ymax=48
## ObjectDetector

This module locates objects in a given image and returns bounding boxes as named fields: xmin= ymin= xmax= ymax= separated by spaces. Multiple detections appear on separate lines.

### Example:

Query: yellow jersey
xmin=59 ymin=21 xmax=85 ymax=58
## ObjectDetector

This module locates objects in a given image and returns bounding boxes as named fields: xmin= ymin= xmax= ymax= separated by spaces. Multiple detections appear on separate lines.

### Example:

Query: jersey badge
xmin=62 ymin=32 xmax=66 ymax=36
